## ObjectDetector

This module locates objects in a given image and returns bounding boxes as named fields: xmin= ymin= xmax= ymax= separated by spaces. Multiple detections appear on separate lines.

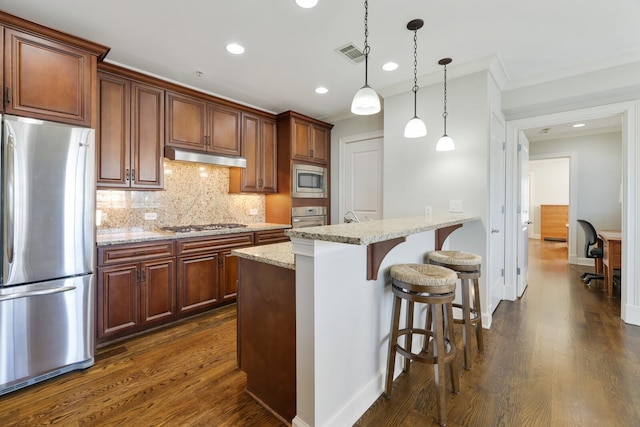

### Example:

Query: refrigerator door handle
xmin=0 ymin=285 xmax=76 ymax=302
xmin=4 ymin=130 xmax=15 ymax=265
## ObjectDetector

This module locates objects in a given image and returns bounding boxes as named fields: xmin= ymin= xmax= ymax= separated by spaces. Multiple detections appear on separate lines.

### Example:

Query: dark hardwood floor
xmin=1 ymin=239 xmax=638 ymax=426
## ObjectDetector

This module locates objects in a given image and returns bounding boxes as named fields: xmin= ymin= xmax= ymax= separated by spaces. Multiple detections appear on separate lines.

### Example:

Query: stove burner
xmin=161 ymin=223 xmax=247 ymax=233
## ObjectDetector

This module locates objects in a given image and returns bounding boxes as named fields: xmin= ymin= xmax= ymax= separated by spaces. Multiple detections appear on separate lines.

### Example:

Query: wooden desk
xmin=598 ymin=230 xmax=621 ymax=298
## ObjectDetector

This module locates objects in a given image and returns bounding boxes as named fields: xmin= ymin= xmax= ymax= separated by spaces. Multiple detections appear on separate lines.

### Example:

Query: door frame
xmin=504 ymin=101 xmax=639 ymax=326
xmin=338 ymin=130 xmax=384 ymax=223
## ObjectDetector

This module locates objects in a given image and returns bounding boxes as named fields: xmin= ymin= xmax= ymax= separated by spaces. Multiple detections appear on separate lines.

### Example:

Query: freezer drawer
xmin=0 ymin=274 xmax=95 ymax=395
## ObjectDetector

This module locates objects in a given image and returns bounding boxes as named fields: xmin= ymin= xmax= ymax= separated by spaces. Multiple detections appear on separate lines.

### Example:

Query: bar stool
xmin=428 ymin=251 xmax=483 ymax=370
xmin=385 ymin=263 xmax=460 ymax=426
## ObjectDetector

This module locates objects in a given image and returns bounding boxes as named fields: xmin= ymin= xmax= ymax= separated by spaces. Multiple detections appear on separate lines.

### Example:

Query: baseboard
xmin=576 ymin=257 xmax=596 ymax=267
xmin=292 ymin=416 xmax=311 ymax=427
xmin=623 ymin=303 xmax=640 ymax=326
xmin=320 ymin=373 xmax=382 ymax=427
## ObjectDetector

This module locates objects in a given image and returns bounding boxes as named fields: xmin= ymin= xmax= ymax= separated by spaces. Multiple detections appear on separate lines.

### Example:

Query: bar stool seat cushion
xmin=390 ymin=264 xmax=457 ymax=287
xmin=429 ymin=250 xmax=481 ymax=266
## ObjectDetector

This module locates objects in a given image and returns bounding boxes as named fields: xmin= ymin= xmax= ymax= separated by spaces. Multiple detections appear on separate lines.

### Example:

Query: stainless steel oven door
xmin=292 ymin=215 xmax=326 ymax=228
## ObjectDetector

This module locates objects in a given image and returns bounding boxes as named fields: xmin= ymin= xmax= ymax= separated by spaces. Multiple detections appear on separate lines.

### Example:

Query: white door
xmin=489 ymin=113 xmax=506 ymax=312
xmin=517 ymin=131 xmax=530 ymax=297
xmin=343 ymin=136 xmax=383 ymax=222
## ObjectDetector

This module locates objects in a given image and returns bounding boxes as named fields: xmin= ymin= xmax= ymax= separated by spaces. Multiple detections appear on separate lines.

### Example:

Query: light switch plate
xmin=449 ymin=200 xmax=463 ymax=213
xmin=144 ymin=212 xmax=157 ymax=220
xmin=249 ymin=208 xmax=258 ymax=216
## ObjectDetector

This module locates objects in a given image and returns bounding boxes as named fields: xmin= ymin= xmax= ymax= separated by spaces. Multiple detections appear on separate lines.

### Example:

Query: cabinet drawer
xmin=177 ymin=233 xmax=254 ymax=255
xmin=254 ymin=229 xmax=289 ymax=245
xmin=98 ymin=241 xmax=175 ymax=266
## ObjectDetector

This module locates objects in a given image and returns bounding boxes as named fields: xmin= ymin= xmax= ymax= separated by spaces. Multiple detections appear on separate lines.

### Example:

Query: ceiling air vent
xmin=336 ymin=43 xmax=364 ymax=64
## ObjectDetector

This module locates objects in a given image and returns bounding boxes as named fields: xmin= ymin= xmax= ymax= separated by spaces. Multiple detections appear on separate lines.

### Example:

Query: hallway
xmin=357 ymin=239 xmax=640 ymax=426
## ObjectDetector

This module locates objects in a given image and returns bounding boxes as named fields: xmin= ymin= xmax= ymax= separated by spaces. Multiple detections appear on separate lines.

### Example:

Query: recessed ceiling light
xmin=315 ymin=87 xmax=328 ymax=94
xmin=382 ymin=62 xmax=398 ymax=71
xmin=226 ymin=43 xmax=245 ymax=55
xmin=573 ymin=123 xmax=586 ymax=128
xmin=295 ymin=0 xmax=318 ymax=8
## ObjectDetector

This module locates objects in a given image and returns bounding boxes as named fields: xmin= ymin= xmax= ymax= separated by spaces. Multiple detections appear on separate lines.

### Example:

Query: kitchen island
xmin=233 ymin=243 xmax=296 ymax=424
xmin=283 ymin=214 xmax=480 ymax=427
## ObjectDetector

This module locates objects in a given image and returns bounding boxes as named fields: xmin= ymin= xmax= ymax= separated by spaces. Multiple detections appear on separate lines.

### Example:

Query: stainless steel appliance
xmin=0 ymin=115 xmax=96 ymax=396
xmin=292 ymin=163 xmax=327 ymax=198
xmin=292 ymin=206 xmax=327 ymax=228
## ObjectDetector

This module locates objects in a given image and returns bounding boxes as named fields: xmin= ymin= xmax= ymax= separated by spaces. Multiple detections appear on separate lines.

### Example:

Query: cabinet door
xmin=220 ymin=250 xmax=239 ymax=301
xmin=208 ymin=104 xmax=241 ymax=156
xmin=97 ymin=264 xmax=139 ymax=338
xmin=240 ymin=113 xmax=260 ymax=191
xmin=165 ymin=91 xmax=206 ymax=150
xmin=140 ymin=258 xmax=175 ymax=325
xmin=131 ymin=82 xmax=164 ymax=189
xmin=311 ymin=125 xmax=329 ymax=164
xmin=4 ymin=29 xmax=92 ymax=126
xmin=96 ymin=73 xmax=130 ymax=187
xmin=177 ymin=253 xmax=219 ymax=315
xmin=291 ymin=118 xmax=311 ymax=161
xmin=261 ymin=117 xmax=278 ymax=192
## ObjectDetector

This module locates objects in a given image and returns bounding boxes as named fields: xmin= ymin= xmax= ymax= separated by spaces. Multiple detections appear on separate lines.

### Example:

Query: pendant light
xmin=404 ymin=19 xmax=427 ymax=138
xmin=351 ymin=0 xmax=381 ymax=115
xmin=435 ymin=57 xmax=455 ymax=151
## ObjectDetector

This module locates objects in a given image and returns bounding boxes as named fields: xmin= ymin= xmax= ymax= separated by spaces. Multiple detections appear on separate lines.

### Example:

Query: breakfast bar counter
xmin=283 ymin=214 xmax=481 ymax=427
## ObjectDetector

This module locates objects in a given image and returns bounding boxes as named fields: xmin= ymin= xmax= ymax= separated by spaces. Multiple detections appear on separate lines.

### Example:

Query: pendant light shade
xmin=435 ymin=57 xmax=455 ymax=151
xmin=404 ymin=19 xmax=426 ymax=138
xmin=351 ymin=85 xmax=381 ymax=115
xmin=351 ymin=0 xmax=381 ymax=115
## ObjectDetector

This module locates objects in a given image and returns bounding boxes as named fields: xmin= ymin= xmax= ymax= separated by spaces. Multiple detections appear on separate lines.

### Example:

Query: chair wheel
xmin=580 ymin=273 xmax=588 ymax=279
xmin=584 ymin=280 xmax=591 ymax=286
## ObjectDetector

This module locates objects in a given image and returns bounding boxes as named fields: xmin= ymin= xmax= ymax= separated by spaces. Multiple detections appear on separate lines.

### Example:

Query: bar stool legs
xmin=428 ymin=251 xmax=483 ymax=370
xmin=385 ymin=264 xmax=460 ymax=426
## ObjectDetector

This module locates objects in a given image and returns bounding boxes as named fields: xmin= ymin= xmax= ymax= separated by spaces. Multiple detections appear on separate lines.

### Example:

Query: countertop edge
xmin=284 ymin=215 xmax=481 ymax=245
xmin=232 ymin=242 xmax=295 ymax=270
xmin=97 ymin=223 xmax=292 ymax=246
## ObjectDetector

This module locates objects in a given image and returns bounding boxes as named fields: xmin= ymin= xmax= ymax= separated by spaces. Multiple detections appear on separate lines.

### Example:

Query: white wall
xmin=529 ymin=132 xmax=622 ymax=258
xmin=529 ymin=158 xmax=570 ymax=237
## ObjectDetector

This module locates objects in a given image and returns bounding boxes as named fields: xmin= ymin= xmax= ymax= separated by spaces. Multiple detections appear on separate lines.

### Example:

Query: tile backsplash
xmin=96 ymin=160 xmax=265 ymax=232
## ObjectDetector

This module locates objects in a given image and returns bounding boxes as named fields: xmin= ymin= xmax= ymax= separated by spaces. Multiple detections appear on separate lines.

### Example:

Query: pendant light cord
xmin=412 ymin=29 xmax=418 ymax=117
xmin=442 ymin=62 xmax=448 ymax=134
xmin=363 ymin=0 xmax=370 ymax=86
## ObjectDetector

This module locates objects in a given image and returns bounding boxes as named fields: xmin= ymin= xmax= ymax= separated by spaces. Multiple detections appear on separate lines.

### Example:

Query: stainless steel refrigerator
xmin=0 ymin=115 xmax=96 ymax=395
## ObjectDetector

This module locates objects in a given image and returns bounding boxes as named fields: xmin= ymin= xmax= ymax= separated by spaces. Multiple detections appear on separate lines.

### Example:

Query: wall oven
xmin=292 ymin=163 xmax=327 ymax=198
xmin=291 ymin=206 xmax=327 ymax=229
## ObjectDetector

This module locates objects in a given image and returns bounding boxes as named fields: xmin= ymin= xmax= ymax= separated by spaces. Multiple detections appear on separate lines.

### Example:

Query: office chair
xmin=577 ymin=219 xmax=604 ymax=285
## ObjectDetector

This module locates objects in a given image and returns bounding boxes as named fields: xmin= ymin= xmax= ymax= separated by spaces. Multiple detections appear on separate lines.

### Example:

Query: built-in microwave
xmin=292 ymin=163 xmax=327 ymax=198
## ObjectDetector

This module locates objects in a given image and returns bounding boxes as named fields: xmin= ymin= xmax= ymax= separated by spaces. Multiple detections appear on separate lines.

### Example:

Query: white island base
xmin=287 ymin=215 xmax=480 ymax=427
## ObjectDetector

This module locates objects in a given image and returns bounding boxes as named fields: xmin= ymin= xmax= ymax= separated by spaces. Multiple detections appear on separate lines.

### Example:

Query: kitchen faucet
xmin=344 ymin=210 xmax=360 ymax=223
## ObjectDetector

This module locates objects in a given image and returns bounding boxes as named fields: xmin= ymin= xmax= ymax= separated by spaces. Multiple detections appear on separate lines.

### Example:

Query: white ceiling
xmin=1 ymin=0 xmax=639 ymax=122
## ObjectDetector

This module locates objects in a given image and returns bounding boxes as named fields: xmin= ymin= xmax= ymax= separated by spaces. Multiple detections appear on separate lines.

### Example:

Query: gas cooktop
xmin=161 ymin=223 xmax=247 ymax=233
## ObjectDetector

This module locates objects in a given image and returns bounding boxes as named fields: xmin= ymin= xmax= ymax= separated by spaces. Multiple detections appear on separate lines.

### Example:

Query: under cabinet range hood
xmin=164 ymin=146 xmax=247 ymax=168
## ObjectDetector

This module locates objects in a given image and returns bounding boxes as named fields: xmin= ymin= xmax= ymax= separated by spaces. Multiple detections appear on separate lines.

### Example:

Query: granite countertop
xmin=232 ymin=242 xmax=295 ymax=270
xmin=97 ymin=223 xmax=291 ymax=246
xmin=284 ymin=214 xmax=480 ymax=245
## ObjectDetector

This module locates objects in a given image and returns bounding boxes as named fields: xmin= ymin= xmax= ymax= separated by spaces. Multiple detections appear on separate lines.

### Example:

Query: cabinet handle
xmin=5 ymin=87 xmax=10 ymax=104
xmin=125 ymin=169 xmax=130 ymax=181
xmin=141 ymin=270 xmax=146 ymax=282
xmin=136 ymin=270 xmax=141 ymax=282
xmin=205 ymin=136 xmax=210 ymax=146
xmin=131 ymin=169 xmax=136 ymax=181
xmin=258 ymin=178 xmax=263 ymax=188
xmin=310 ymin=149 xmax=314 ymax=158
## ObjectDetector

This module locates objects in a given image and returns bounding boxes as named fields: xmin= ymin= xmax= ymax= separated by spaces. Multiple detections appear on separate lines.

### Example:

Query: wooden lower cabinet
xmin=97 ymin=257 xmax=176 ymax=343
xmin=176 ymin=252 xmax=220 ymax=315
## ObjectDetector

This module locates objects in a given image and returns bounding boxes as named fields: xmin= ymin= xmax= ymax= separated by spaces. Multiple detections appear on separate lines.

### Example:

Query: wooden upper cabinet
xmin=165 ymin=91 xmax=241 ymax=156
xmin=4 ymin=28 xmax=93 ymax=126
xmin=131 ymin=82 xmax=164 ymax=189
xmin=165 ymin=91 xmax=206 ymax=150
xmin=97 ymin=73 xmax=130 ymax=187
xmin=97 ymin=69 xmax=164 ymax=189
xmin=229 ymin=113 xmax=277 ymax=193
xmin=208 ymin=104 xmax=241 ymax=156
xmin=291 ymin=116 xmax=330 ymax=165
